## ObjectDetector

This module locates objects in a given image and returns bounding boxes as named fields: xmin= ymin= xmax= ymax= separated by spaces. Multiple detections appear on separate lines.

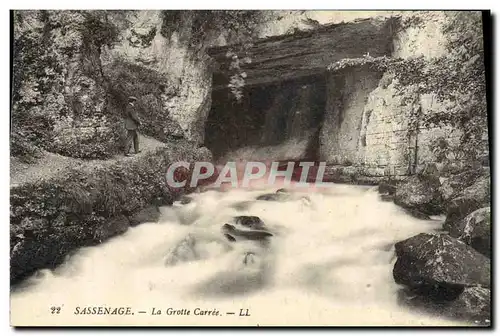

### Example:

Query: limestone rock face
xmin=103 ymin=10 xmax=212 ymax=145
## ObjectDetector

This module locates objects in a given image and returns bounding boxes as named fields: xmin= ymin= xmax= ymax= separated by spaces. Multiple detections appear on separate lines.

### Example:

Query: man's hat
xmin=128 ymin=96 xmax=138 ymax=102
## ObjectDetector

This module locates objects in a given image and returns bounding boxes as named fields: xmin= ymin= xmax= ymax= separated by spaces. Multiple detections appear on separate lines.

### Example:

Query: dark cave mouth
xmin=204 ymin=74 xmax=327 ymax=163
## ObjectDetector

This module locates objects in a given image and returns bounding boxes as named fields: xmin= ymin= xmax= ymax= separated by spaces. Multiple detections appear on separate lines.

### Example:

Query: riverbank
xmin=383 ymin=166 xmax=491 ymax=325
xmin=10 ymin=138 xmax=212 ymax=284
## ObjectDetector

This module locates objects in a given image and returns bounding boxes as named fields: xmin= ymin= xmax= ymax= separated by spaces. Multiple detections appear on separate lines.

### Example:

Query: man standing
xmin=124 ymin=96 xmax=141 ymax=156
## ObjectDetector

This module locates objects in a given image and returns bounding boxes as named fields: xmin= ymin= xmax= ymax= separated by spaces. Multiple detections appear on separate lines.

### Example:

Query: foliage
xmin=225 ymin=50 xmax=252 ymax=102
xmin=387 ymin=12 xmax=487 ymax=166
xmin=127 ymin=26 xmax=157 ymax=48
xmin=104 ymin=59 xmax=185 ymax=142
xmin=328 ymin=55 xmax=392 ymax=72
xmin=49 ymin=114 xmax=122 ymax=159
xmin=10 ymin=129 xmax=43 ymax=162
xmin=11 ymin=10 xmax=126 ymax=160
xmin=160 ymin=10 xmax=268 ymax=48
xmin=160 ymin=10 xmax=270 ymax=101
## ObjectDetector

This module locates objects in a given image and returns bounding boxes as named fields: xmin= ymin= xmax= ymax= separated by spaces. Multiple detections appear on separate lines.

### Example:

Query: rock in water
xmin=164 ymin=234 xmax=198 ymax=266
xmin=179 ymin=196 xmax=193 ymax=205
xmin=393 ymin=233 xmax=490 ymax=290
xmin=224 ymin=234 xmax=236 ymax=242
xmin=401 ymin=207 xmax=431 ymax=220
xmin=452 ymin=207 xmax=491 ymax=257
xmin=380 ymin=194 xmax=394 ymax=202
xmin=243 ymin=252 xmax=257 ymax=265
xmin=398 ymin=285 xmax=491 ymax=326
xmin=378 ymin=180 xmax=397 ymax=195
xmin=222 ymin=224 xmax=273 ymax=242
xmin=443 ymin=176 xmax=490 ymax=230
xmin=447 ymin=286 xmax=491 ymax=325
xmin=233 ymin=216 xmax=266 ymax=230
xmin=393 ymin=174 xmax=443 ymax=215
xmin=256 ymin=193 xmax=289 ymax=201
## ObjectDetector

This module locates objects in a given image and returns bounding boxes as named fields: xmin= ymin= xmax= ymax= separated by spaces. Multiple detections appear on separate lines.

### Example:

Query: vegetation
xmin=328 ymin=12 xmax=487 ymax=170
xmin=11 ymin=10 xmax=127 ymax=161
xmin=10 ymin=142 xmax=209 ymax=282
xmin=390 ymin=12 xmax=487 ymax=168
xmin=160 ymin=10 xmax=269 ymax=49
xmin=11 ymin=10 xmax=273 ymax=160
xmin=160 ymin=10 xmax=271 ymax=102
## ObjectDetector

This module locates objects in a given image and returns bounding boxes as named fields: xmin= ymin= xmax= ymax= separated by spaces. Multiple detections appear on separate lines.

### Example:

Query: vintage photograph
xmin=10 ymin=10 xmax=491 ymax=327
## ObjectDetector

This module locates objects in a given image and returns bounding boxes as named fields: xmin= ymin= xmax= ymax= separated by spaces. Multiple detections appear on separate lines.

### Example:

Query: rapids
xmin=10 ymin=183 xmax=466 ymax=326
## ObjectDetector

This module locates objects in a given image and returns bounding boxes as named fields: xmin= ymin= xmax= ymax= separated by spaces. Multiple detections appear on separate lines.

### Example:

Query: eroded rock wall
xmin=319 ymin=11 xmax=485 ymax=178
xmin=320 ymin=67 xmax=383 ymax=166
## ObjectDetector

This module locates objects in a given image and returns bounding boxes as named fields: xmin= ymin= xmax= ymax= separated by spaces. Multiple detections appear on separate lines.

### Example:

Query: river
xmin=10 ymin=182 xmax=465 ymax=326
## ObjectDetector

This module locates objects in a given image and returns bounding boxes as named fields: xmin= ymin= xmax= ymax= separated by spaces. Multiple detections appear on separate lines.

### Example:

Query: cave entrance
xmin=204 ymin=74 xmax=327 ymax=162
xmin=204 ymin=17 xmax=398 ymax=163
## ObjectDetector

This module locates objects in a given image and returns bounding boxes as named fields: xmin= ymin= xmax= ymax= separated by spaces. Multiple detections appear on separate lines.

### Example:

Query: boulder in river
xmin=233 ymin=216 xmax=266 ymax=230
xmin=401 ymin=207 xmax=431 ymax=220
xmin=446 ymin=286 xmax=491 ymax=325
xmin=379 ymin=194 xmax=394 ymax=202
xmin=393 ymin=174 xmax=443 ymax=215
xmin=256 ymin=193 xmax=289 ymax=201
xmin=398 ymin=285 xmax=491 ymax=326
xmin=444 ymin=197 xmax=483 ymax=233
xmin=164 ymin=234 xmax=198 ymax=266
xmin=378 ymin=179 xmax=398 ymax=195
xmin=222 ymin=223 xmax=273 ymax=242
xmin=179 ymin=195 xmax=193 ymax=205
xmin=393 ymin=233 xmax=490 ymax=290
xmin=448 ymin=207 xmax=491 ymax=258
xmin=443 ymin=174 xmax=490 ymax=227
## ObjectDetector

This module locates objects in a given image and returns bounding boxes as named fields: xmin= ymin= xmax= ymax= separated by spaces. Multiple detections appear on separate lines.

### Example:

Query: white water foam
xmin=10 ymin=184 xmax=467 ymax=326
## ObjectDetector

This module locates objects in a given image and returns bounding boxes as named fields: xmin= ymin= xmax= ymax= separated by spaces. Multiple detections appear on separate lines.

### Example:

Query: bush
xmin=10 ymin=129 xmax=42 ymax=162
xmin=104 ymin=59 xmax=185 ymax=142
xmin=49 ymin=115 xmax=122 ymax=159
